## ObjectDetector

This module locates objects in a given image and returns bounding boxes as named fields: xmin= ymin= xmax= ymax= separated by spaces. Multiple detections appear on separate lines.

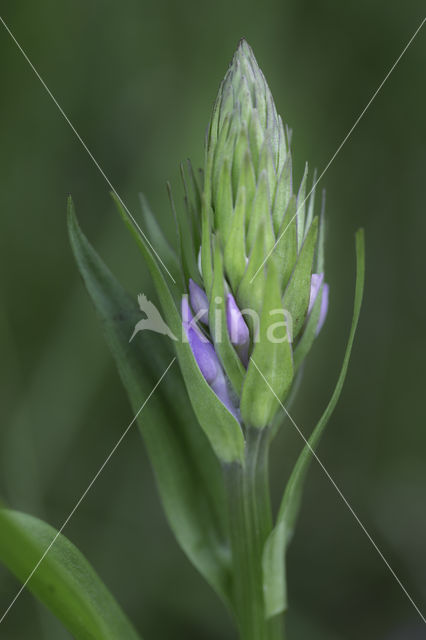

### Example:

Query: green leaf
xmin=240 ymin=262 xmax=294 ymax=429
xmin=67 ymin=199 xmax=238 ymax=604
xmin=262 ymin=229 xmax=365 ymax=618
xmin=107 ymin=194 xmax=245 ymax=465
xmin=0 ymin=508 xmax=141 ymax=640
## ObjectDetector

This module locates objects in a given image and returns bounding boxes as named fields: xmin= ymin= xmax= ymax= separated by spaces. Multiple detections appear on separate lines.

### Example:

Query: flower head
xmin=178 ymin=39 xmax=328 ymax=428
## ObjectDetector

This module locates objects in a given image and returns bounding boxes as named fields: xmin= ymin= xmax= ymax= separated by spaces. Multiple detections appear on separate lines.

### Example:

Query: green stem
xmin=224 ymin=428 xmax=284 ymax=640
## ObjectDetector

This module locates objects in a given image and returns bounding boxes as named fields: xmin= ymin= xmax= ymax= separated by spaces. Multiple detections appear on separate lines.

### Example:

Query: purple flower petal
xmin=189 ymin=278 xmax=209 ymax=325
xmin=308 ymin=273 xmax=324 ymax=315
xmin=316 ymin=283 xmax=329 ymax=336
xmin=226 ymin=293 xmax=250 ymax=366
xmin=181 ymin=296 xmax=239 ymax=418
xmin=187 ymin=326 xmax=219 ymax=384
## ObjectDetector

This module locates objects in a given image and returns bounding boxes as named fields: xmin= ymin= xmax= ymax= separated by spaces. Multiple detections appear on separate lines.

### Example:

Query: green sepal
xmin=109 ymin=194 xmax=245 ymax=464
xmin=224 ymin=185 xmax=247 ymax=294
xmin=262 ymin=229 xmax=365 ymax=618
xmin=209 ymin=239 xmax=245 ymax=395
xmin=0 ymin=508 xmax=141 ymax=640
xmin=240 ymin=262 xmax=294 ymax=429
xmin=282 ymin=216 xmax=318 ymax=339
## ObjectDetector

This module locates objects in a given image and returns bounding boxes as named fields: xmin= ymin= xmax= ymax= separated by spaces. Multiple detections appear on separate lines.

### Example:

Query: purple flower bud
xmin=186 ymin=326 xmax=219 ymax=384
xmin=316 ymin=283 xmax=329 ymax=336
xmin=308 ymin=273 xmax=324 ymax=315
xmin=189 ymin=278 xmax=209 ymax=325
xmin=181 ymin=297 xmax=238 ymax=418
xmin=226 ymin=293 xmax=250 ymax=366
xmin=308 ymin=273 xmax=329 ymax=336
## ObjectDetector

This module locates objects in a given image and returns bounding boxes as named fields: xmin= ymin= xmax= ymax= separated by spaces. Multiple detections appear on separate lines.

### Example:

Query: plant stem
xmin=224 ymin=428 xmax=284 ymax=640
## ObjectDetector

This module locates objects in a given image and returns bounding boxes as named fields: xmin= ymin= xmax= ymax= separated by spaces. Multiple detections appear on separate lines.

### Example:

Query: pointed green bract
xmin=293 ymin=281 xmax=324 ymax=371
xmin=262 ymin=229 xmax=365 ymax=618
xmin=209 ymin=239 xmax=245 ymax=394
xmin=296 ymin=163 xmax=308 ymax=251
xmin=224 ymin=185 xmax=247 ymax=293
xmin=272 ymin=154 xmax=293 ymax=234
xmin=240 ymin=263 xmax=294 ymax=428
xmin=271 ymin=196 xmax=298 ymax=291
xmin=282 ymin=217 xmax=318 ymax=339
xmin=237 ymin=222 xmax=267 ymax=317
xmin=139 ymin=193 xmax=180 ymax=281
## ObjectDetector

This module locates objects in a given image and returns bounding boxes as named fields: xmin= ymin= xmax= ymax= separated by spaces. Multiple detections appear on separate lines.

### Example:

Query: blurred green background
xmin=1 ymin=1 xmax=425 ymax=638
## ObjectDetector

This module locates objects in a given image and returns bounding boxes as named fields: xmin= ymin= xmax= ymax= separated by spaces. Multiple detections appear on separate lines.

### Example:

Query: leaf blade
xmin=0 ymin=509 xmax=141 ymax=640
xmin=67 ymin=199 xmax=236 ymax=603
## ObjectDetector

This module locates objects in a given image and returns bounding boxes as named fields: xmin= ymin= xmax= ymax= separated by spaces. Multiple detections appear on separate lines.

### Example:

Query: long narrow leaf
xmin=67 ymin=202 xmax=233 ymax=604
xmin=0 ymin=509 xmax=141 ymax=640
xmin=263 ymin=229 xmax=365 ymax=618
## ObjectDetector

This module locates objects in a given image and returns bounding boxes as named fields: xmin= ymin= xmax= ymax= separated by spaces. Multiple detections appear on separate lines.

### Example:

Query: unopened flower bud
xmin=182 ymin=298 xmax=237 ymax=417
xmin=189 ymin=278 xmax=209 ymax=325
xmin=226 ymin=293 xmax=250 ymax=366
xmin=180 ymin=39 xmax=329 ymax=428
